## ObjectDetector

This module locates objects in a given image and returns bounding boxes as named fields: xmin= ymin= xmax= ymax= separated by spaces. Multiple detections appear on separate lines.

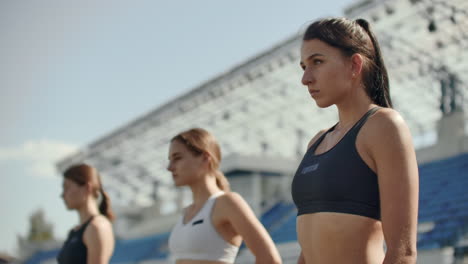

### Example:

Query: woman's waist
xmin=297 ymin=212 xmax=383 ymax=245
xmin=297 ymin=213 xmax=385 ymax=264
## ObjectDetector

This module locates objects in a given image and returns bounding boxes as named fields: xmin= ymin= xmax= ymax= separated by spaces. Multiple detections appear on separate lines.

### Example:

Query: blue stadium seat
xmin=417 ymin=153 xmax=468 ymax=249
xmin=111 ymin=233 xmax=169 ymax=263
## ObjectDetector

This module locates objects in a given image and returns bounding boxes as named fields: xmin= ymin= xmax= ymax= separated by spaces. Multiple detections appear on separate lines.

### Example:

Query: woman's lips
xmin=309 ymin=89 xmax=320 ymax=97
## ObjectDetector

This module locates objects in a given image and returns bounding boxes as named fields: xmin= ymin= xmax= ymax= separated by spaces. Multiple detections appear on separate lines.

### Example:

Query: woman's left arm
xmin=83 ymin=217 xmax=115 ymax=264
xmin=368 ymin=110 xmax=419 ymax=264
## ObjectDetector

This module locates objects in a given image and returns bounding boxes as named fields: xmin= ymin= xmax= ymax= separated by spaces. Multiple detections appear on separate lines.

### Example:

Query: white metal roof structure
xmin=57 ymin=0 xmax=468 ymax=208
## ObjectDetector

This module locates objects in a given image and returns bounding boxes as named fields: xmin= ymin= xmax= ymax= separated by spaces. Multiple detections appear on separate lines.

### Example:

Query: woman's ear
xmin=203 ymin=153 xmax=212 ymax=162
xmin=203 ymin=153 xmax=214 ymax=169
xmin=350 ymin=53 xmax=364 ymax=78
xmin=85 ymin=182 xmax=94 ymax=195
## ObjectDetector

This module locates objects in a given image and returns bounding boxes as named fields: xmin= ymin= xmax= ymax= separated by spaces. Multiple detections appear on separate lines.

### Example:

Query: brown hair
xmin=63 ymin=164 xmax=115 ymax=221
xmin=171 ymin=128 xmax=230 ymax=191
xmin=303 ymin=17 xmax=392 ymax=108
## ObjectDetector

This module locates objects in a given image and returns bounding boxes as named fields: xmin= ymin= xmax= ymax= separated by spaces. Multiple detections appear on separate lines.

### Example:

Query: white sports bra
xmin=168 ymin=192 xmax=240 ymax=263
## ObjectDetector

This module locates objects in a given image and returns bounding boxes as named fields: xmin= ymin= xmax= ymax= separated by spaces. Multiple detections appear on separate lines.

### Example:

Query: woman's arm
xmin=367 ymin=110 xmax=419 ymax=264
xmin=218 ymin=192 xmax=282 ymax=264
xmin=83 ymin=216 xmax=115 ymax=264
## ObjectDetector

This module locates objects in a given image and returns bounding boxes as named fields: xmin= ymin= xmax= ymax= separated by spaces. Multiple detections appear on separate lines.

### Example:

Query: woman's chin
xmin=314 ymin=99 xmax=333 ymax=108
xmin=63 ymin=201 xmax=78 ymax=210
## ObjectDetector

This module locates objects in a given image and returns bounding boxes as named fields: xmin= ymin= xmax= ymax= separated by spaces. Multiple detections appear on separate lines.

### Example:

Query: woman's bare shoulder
xmin=362 ymin=108 xmax=414 ymax=153
xmin=307 ymin=128 xmax=329 ymax=150
xmin=85 ymin=215 xmax=113 ymax=237
xmin=365 ymin=108 xmax=409 ymax=136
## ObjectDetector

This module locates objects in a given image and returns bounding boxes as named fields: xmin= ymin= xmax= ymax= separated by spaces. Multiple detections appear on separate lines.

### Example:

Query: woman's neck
xmin=336 ymin=104 xmax=375 ymax=131
xmin=189 ymin=174 xmax=221 ymax=207
xmin=77 ymin=199 xmax=100 ymax=224
xmin=335 ymin=88 xmax=375 ymax=131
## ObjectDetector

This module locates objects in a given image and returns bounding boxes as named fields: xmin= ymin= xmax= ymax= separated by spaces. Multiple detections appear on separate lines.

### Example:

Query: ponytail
xmin=355 ymin=19 xmax=392 ymax=108
xmin=99 ymin=188 xmax=115 ymax=222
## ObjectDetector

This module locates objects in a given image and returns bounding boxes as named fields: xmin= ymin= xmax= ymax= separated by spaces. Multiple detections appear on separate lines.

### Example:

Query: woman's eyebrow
xmin=300 ymin=53 xmax=324 ymax=66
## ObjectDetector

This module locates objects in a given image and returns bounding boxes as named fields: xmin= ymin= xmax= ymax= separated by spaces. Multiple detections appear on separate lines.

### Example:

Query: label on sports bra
xmin=301 ymin=163 xmax=319 ymax=174
xmin=192 ymin=219 xmax=204 ymax=226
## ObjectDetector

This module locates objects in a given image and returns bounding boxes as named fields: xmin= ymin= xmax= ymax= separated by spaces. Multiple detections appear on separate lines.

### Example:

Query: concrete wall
xmin=418 ymin=247 xmax=455 ymax=264
xmin=229 ymin=173 xmax=262 ymax=216
xmin=417 ymin=111 xmax=467 ymax=164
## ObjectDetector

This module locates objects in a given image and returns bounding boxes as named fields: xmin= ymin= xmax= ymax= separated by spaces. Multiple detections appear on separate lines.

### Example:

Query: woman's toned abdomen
xmin=297 ymin=212 xmax=385 ymax=264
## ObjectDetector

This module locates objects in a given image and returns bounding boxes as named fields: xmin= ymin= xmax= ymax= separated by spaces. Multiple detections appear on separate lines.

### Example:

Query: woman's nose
xmin=302 ymin=69 xmax=314 ymax=86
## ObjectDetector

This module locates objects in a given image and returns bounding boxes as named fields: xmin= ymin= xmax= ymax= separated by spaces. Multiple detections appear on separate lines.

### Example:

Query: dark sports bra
xmin=57 ymin=216 xmax=95 ymax=264
xmin=291 ymin=107 xmax=381 ymax=220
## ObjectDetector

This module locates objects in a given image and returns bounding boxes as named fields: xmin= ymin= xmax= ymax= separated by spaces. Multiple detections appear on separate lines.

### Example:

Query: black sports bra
xmin=291 ymin=107 xmax=381 ymax=220
xmin=57 ymin=216 xmax=95 ymax=264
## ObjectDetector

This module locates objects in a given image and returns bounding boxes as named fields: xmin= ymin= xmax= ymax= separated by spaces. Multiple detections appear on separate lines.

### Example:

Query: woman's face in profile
xmin=300 ymin=38 xmax=354 ymax=108
xmin=61 ymin=178 xmax=87 ymax=210
xmin=167 ymin=140 xmax=206 ymax=187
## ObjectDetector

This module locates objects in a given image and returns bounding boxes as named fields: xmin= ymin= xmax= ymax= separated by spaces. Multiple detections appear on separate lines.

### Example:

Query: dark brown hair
xmin=172 ymin=128 xmax=230 ymax=191
xmin=63 ymin=164 xmax=115 ymax=221
xmin=303 ymin=17 xmax=392 ymax=107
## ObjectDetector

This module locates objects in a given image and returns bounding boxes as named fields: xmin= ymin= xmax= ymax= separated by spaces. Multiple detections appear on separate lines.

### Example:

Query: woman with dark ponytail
xmin=57 ymin=164 xmax=115 ymax=264
xmin=291 ymin=17 xmax=418 ymax=263
xmin=167 ymin=128 xmax=281 ymax=264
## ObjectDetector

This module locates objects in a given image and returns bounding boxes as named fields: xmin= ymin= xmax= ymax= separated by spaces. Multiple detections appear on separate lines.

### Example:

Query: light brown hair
xmin=172 ymin=128 xmax=230 ymax=191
